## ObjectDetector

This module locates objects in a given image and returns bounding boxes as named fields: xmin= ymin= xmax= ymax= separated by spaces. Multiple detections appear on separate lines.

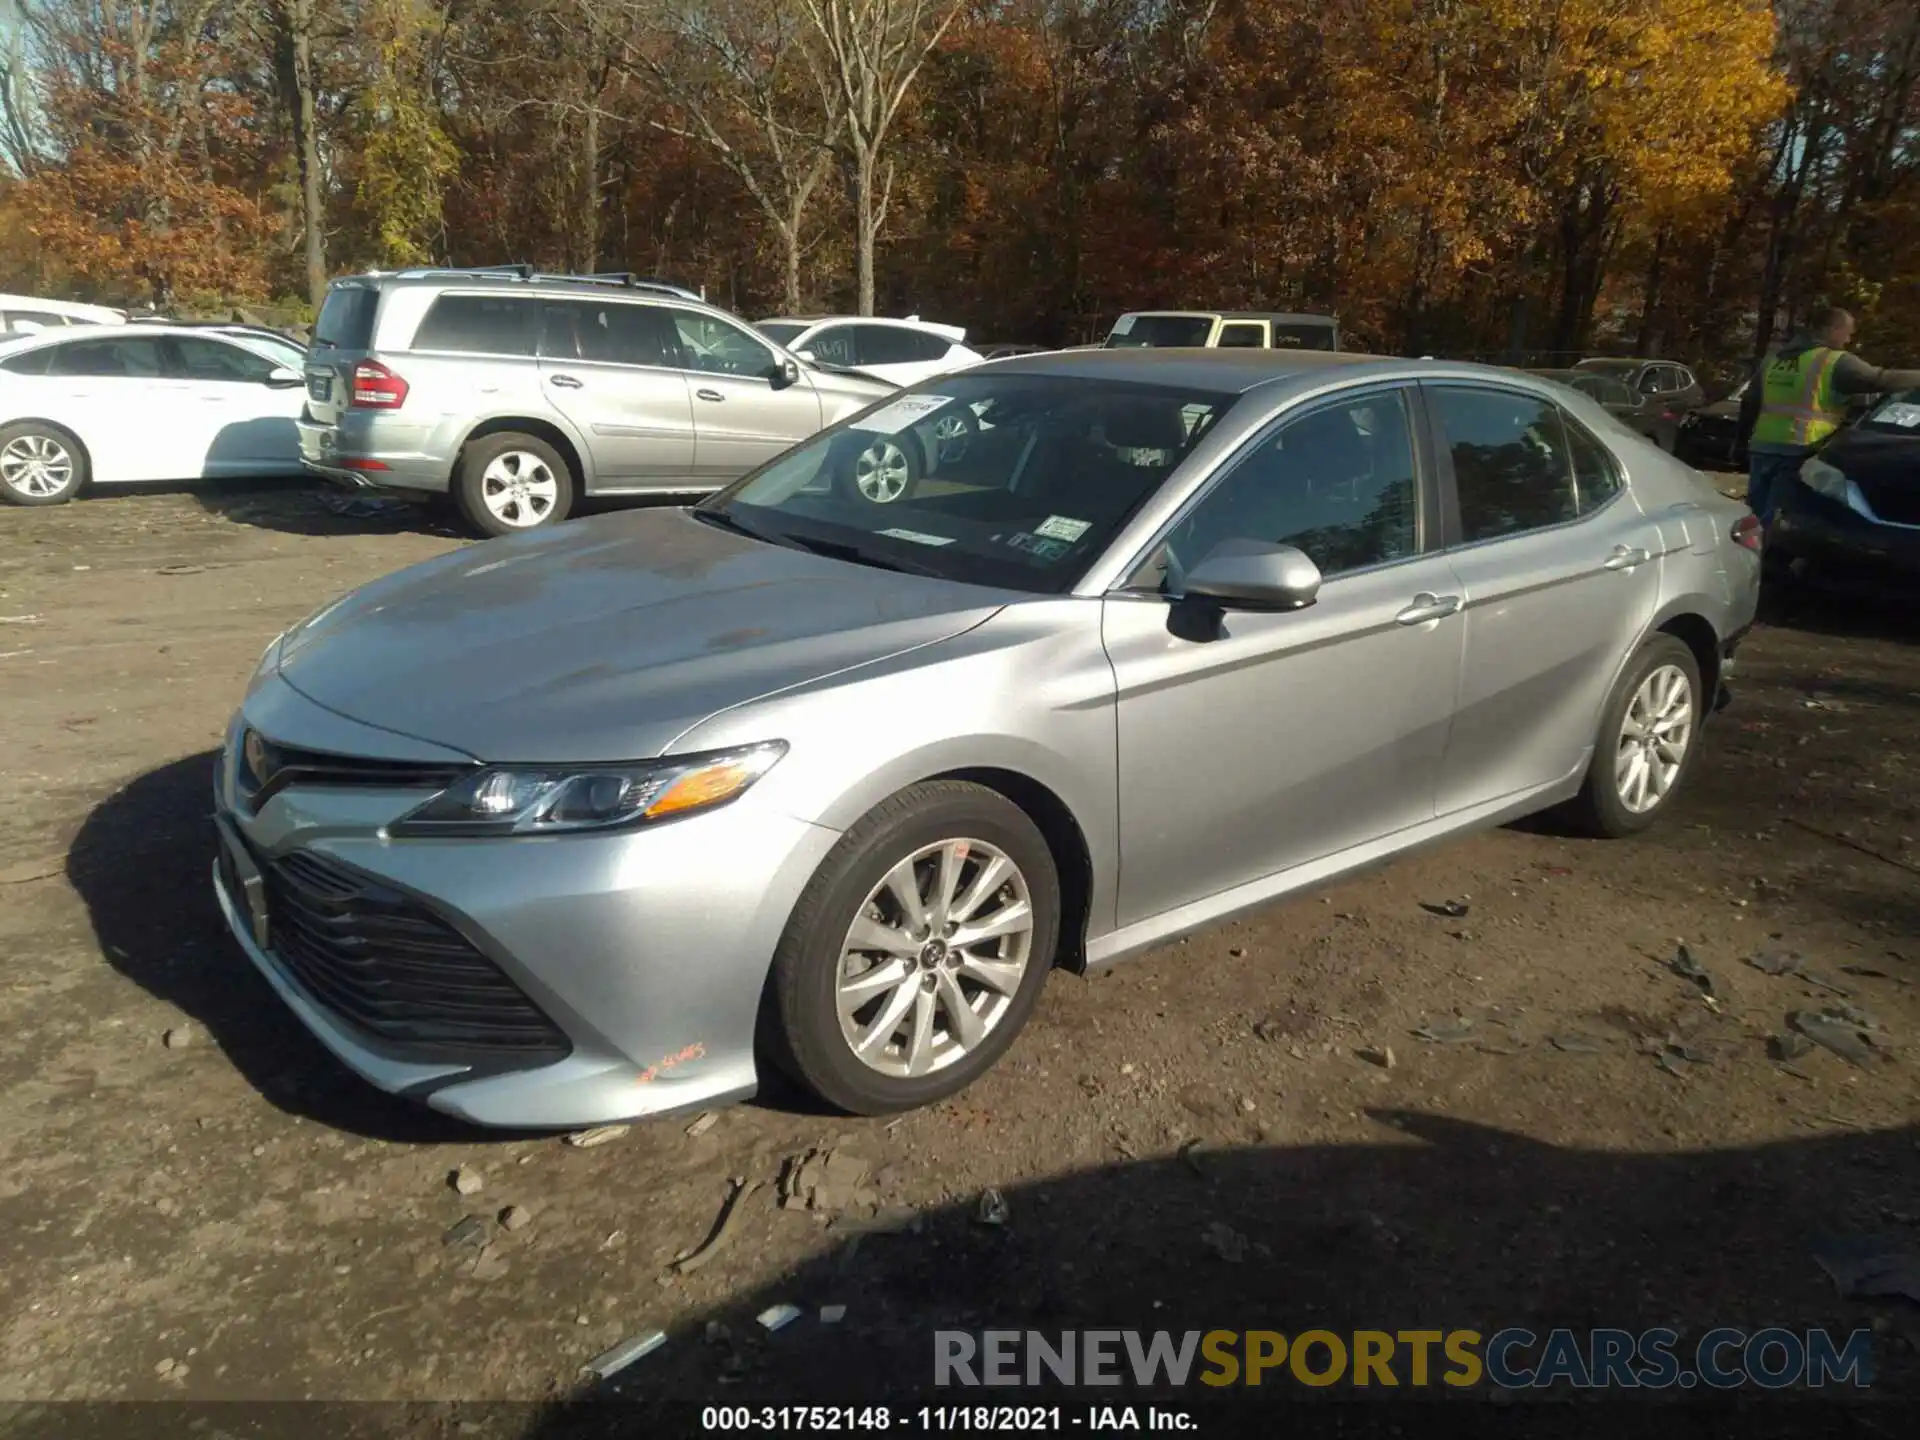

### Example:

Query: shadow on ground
xmin=65 ymin=751 xmax=510 ymax=1142
xmin=1760 ymin=577 xmax=1920 ymax=649
xmin=512 ymin=1114 xmax=1917 ymax=1430
xmin=186 ymin=475 xmax=693 ymax=540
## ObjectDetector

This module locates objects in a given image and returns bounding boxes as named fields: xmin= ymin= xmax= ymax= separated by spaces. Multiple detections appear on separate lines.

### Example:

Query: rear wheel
xmin=454 ymin=432 xmax=575 ymax=537
xmin=0 ymin=422 xmax=86 ymax=506
xmin=766 ymin=781 xmax=1059 ymax=1115
xmin=1569 ymin=635 xmax=1703 ymax=837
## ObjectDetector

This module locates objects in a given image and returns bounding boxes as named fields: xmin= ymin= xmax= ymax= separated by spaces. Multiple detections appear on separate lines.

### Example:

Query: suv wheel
xmin=455 ymin=433 xmax=575 ymax=537
xmin=846 ymin=435 xmax=920 ymax=505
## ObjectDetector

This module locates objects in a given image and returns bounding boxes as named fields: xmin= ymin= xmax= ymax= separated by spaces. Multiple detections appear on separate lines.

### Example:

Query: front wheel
xmin=766 ymin=781 xmax=1060 ymax=1115
xmin=842 ymin=433 xmax=921 ymax=505
xmin=1569 ymin=635 xmax=1703 ymax=837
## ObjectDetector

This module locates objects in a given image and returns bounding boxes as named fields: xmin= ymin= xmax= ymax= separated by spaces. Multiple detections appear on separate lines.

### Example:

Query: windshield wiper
xmin=692 ymin=507 xmax=796 ymax=549
xmin=779 ymin=533 xmax=945 ymax=578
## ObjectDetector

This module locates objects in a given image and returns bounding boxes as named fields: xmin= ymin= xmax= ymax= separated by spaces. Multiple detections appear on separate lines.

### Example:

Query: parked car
xmin=0 ymin=325 xmax=308 ymax=505
xmin=1572 ymin=357 xmax=1706 ymax=421
xmin=978 ymin=343 xmax=1050 ymax=361
xmin=297 ymin=269 xmax=898 ymax=537
xmin=1676 ymin=379 xmax=1749 ymax=471
xmin=213 ymin=350 xmax=1760 ymax=1126
xmin=752 ymin=316 xmax=984 ymax=388
xmin=1103 ymin=311 xmax=1340 ymax=352
xmin=1527 ymin=368 xmax=1683 ymax=451
xmin=1768 ymin=388 xmax=1920 ymax=591
xmin=0 ymin=293 xmax=128 ymax=336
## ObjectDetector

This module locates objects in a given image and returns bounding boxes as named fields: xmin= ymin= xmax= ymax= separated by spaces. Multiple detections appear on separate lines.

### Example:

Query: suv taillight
xmin=1732 ymin=514 xmax=1763 ymax=551
xmin=349 ymin=360 xmax=408 ymax=410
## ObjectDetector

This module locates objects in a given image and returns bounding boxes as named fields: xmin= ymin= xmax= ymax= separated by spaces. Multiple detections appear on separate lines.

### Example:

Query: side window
xmin=45 ymin=336 xmax=166 ymax=378
xmin=1429 ymin=385 xmax=1578 ymax=541
xmin=1635 ymin=366 xmax=1664 ymax=395
xmin=803 ymin=325 xmax=858 ymax=366
xmin=1169 ymin=389 xmax=1421 ymax=579
xmin=1216 ymin=322 xmax=1266 ymax=348
xmin=670 ymin=312 xmax=776 ymax=378
xmin=853 ymin=324 xmax=928 ymax=366
xmin=1562 ymin=412 xmax=1622 ymax=514
xmin=167 ymin=335 xmax=278 ymax=383
xmin=6 ymin=311 xmax=68 ymax=334
xmin=411 ymin=295 xmax=537 ymax=356
xmin=0 ymin=346 xmax=53 ymax=375
xmin=545 ymin=301 xmax=675 ymax=367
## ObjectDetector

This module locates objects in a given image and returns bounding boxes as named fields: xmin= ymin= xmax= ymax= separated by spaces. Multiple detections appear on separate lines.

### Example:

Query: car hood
xmin=274 ymin=507 xmax=1009 ymax=763
xmin=1824 ymin=426 xmax=1920 ymax=486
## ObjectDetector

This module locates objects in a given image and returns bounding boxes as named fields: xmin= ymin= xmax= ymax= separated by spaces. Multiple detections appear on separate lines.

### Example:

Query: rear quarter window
xmin=312 ymin=286 xmax=380 ymax=350
xmin=411 ymin=295 xmax=538 ymax=356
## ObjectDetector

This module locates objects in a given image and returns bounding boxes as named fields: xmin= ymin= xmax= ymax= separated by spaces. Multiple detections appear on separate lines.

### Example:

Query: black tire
xmin=453 ymin=431 xmax=575 ymax=538
xmin=0 ymin=421 xmax=87 ymax=506
xmin=766 ymin=780 xmax=1060 ymax=1115
xmin=838 ymin=431 xmax=923 ymax=506
xmin=1568 ymin=634 xmax=1704 ymax=838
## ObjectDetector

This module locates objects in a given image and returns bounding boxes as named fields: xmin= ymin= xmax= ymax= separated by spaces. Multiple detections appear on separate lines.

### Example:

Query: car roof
xmin=1117 ymin=310 xmax=1339 ymax=324
xmin=760 ymin=315 xmax=950 ymax=330
xmin=0 ymin=323 xmax=281 ymax=348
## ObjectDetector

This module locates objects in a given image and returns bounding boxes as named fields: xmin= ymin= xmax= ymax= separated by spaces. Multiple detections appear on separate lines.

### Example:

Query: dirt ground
xmin=0 ymin=481 xmax=1916 ymax=1416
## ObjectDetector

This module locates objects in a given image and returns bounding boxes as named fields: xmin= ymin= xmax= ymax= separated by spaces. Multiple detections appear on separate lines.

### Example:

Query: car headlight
xmin=387 ymin=742 xmax=787 ymax=837
xmin=1799 ymin=455 xmax=1849 ymax=501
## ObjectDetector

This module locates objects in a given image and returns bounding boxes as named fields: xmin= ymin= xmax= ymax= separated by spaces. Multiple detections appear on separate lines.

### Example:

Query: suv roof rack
xmin=381 ymin=265 xmax=706 ymax=302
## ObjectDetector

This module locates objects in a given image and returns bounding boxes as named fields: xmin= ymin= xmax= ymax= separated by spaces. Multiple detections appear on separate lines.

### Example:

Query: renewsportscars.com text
xmin=934 ymin=1327 xmax=1875 ymax=1390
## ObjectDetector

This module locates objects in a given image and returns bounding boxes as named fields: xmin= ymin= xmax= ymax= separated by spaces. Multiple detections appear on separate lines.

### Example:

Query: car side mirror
xmin=770 ymin=357 xmax=801 ymax=390
xmin=265 ymin=366 xmax=304 ymax=389
xmin=1179 ymin=538 xmax=1321 ymax=611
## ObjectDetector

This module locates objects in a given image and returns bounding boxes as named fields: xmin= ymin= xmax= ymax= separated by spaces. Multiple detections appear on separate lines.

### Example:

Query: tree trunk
xmin=270 ymin=2 xmax=327 ymax=307
xmin=1636 ymin=224 xmax=1669 ymax=356
xmin=580 ymin=100 xmax=600 ymax=272
xmin=780 ymin=217 xmax=803 ymax=314
xmin=853 ymin=150 xmax=876 ymax=316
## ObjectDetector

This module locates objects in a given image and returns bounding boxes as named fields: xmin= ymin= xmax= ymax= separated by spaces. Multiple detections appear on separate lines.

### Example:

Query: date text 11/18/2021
xmin=700 ymin=1405 xmax=1196 ymax=1432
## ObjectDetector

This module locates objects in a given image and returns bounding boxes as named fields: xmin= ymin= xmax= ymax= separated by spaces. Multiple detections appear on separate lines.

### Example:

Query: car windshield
xmin=756 ymin=321 xmax=806 ymax=348
xmin=1862 ymin=388 xmax=1920 ymax=433
xmin=698 ymin=373 xmax=1238 ymax=594
xmin=1104 ymin=315 xmax=1213 ymax=348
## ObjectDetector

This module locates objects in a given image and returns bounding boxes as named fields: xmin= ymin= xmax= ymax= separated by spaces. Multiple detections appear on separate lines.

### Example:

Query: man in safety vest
xmin=1738 ymin=307 xmax=1920 ymax=524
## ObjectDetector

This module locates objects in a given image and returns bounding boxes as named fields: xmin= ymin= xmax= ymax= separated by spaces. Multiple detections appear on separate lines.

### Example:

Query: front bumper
xmin=210 ymin=691 xmax=841 ymax=1128
xmin=1769 ymin=480 xmax=1920 ymax=590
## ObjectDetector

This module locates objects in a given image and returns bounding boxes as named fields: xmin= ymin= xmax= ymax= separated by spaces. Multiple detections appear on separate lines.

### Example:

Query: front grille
xmin=1857 ymin=481 xmax=1920 ymax=527
xmin=261 ymin=848 xmax=571 ymax=1064
xmin=238 ymin=729 xmax=473 ymax=808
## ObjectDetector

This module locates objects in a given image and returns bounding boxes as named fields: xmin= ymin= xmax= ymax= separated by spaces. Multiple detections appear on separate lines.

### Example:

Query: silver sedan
xmin=212 ymin=350 xmax=1761 ymax=1124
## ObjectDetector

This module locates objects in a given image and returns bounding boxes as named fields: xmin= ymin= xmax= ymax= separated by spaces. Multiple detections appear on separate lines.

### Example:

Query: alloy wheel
xmin=479 ymin=451 xmax=559 ymax=528
xmin=835 ymin=839 xmax=1034 ymax=1079
xmin=1615 ymin=663 xmax=1694 ymax=814
xmin=0 ymin=433 xmax=75 ymax=499
xmin=854 ymin=439 xmax=912 ymax=503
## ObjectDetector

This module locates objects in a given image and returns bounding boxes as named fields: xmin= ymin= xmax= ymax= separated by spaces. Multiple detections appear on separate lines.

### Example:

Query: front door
xmin=1424 ymin=383 xmax=1665 ymax=816
xmin=668 ymin=309 xmax=826 ymax=480
xmin=1104 ymin=385 xmax=1465 ymax=927
xmin=537 ymin=299 xmax=697 ymax=487
xmin=161 ymin=334 xmax=305 ymax=475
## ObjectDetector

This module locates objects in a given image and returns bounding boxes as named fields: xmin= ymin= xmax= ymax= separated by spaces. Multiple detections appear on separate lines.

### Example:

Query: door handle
xmin=1395 ymin=592 xmax=1462 ymax=626
xmin=1604 ymin=545 xmax=1651 ymax=570
xmin=548 ymin=374 xmax=583 ymax=390
xmin=695 ymin=388 xmax=725 ymax=403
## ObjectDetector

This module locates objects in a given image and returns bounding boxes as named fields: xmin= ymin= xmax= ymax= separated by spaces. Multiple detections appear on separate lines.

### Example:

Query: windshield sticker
xmin=1876 ymin=402 xmax=1920 ymax=428
xmin=1006 ymin=532 xmax=1072 ymax=560
xmin=876 ymin=527 xmax=955 ymax=547
xmin=1034 ymin=514 xmax=1092 ymax=542
xmin=850 ymin=395 xmax=955 ymax=434
xmin=1111 ymin=315 xmax=1135 ymax=335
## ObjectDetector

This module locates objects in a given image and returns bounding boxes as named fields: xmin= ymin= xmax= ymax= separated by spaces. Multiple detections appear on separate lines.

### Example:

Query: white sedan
xmin=0 ymin=324 xmax=308 ymax=505
xmin=754 ymin=315 xmax=984 ymax=389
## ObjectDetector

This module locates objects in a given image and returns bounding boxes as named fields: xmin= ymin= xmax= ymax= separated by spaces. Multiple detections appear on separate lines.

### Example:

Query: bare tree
xmin=611 ymin=0 xmax=841 ymax=312
xmin=796 ymin=0 xmax=958 ymax=314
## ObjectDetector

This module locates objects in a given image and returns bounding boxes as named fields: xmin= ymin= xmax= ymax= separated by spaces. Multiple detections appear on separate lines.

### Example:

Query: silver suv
xmin=297 ymin=267 xmax=897 ymax=536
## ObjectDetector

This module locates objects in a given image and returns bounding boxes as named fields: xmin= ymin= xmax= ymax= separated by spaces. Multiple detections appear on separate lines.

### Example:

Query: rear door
xmin=536 ymin=298 xmax=696 ymax=486
xmin=668 ymin=309 xmax=825 ymax=480
xmin=41 ymin=335 xmax=194 ymax=482
xmin=1425 ymin=383 xmax=1664 ymax=816
xmin=161 ymin=334 xmax=305 ymax=475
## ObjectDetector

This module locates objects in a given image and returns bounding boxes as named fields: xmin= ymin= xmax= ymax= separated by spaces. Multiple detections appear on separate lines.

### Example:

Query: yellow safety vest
xmin=1751 ymin=346 xmax=1846 ymax=449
